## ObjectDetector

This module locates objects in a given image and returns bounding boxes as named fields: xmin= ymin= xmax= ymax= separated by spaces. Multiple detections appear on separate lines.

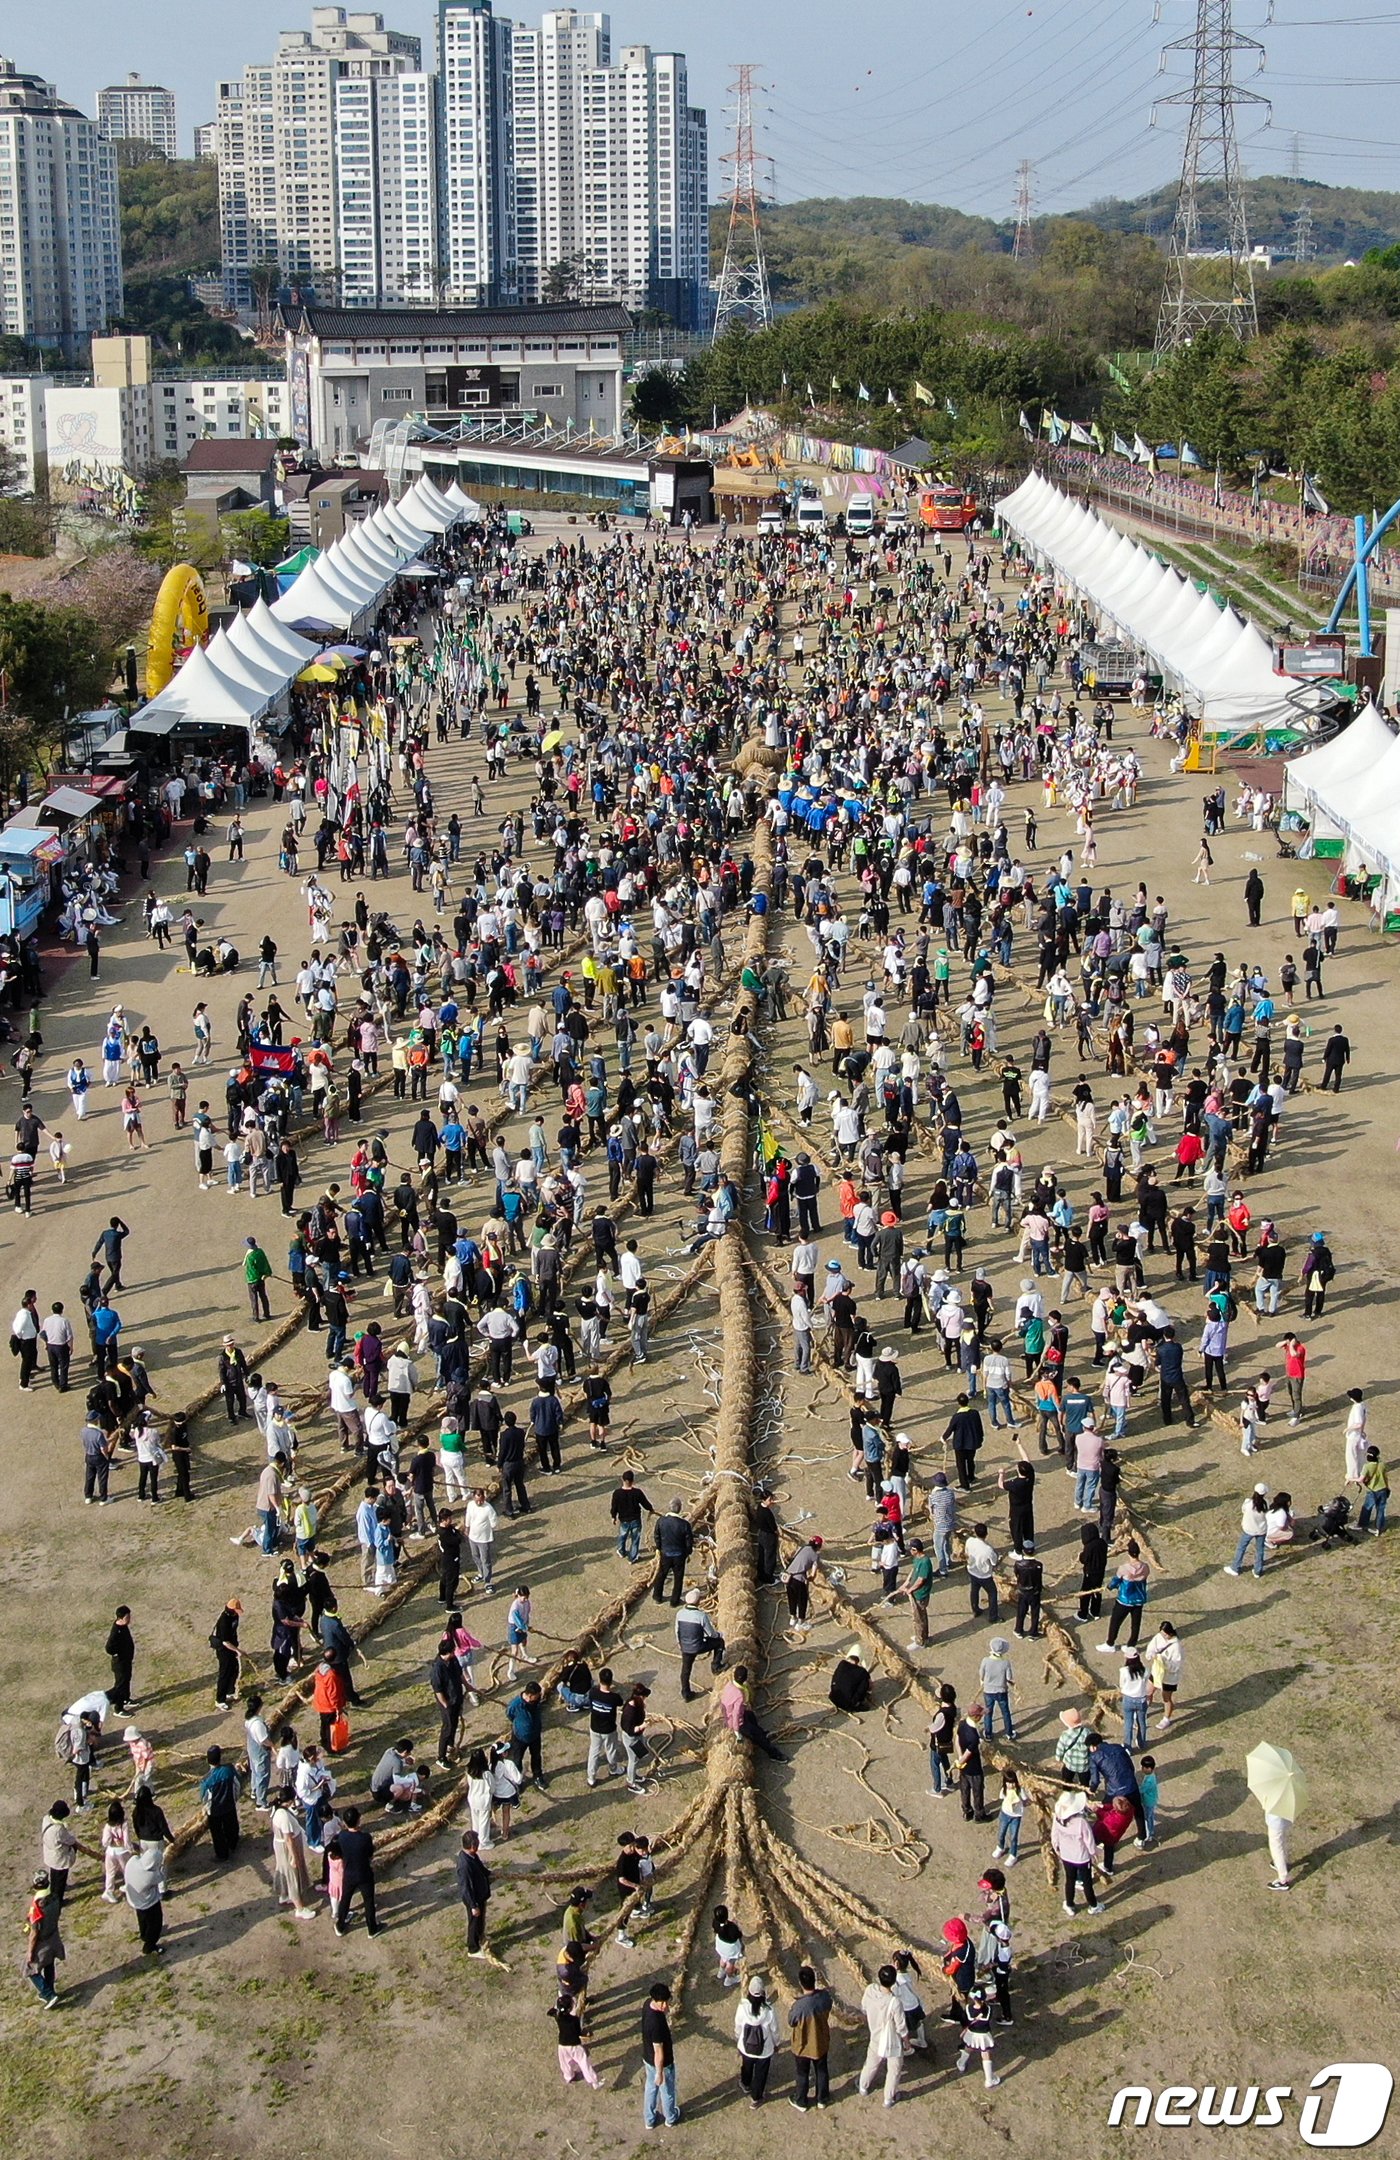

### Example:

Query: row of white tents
xmin=135 ymin=475 xmax=479 ymax=736
xmin=1283 ymin=697 xmax=1400 ymax=909
xmin=996 ymin=470 xmax=1305 ymax=734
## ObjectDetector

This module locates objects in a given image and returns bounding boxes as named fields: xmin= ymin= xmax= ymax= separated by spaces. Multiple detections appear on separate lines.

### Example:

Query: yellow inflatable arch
xmin=146 ymin=563 xmax=210 ymax=694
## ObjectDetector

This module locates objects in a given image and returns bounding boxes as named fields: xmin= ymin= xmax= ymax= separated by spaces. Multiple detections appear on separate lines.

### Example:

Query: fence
xmin=1040 ymin=449 xmax=1400 ymax=611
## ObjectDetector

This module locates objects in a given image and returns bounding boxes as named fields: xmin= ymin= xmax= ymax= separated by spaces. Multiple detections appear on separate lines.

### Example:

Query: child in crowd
xmin=1139 ymin=1754 xmax=1160 ymax=1845
xmin=713 ymin=1902 xmax=744 ymax=1987
xmin=991 ymin=1770 xmax=1025 ymax=1865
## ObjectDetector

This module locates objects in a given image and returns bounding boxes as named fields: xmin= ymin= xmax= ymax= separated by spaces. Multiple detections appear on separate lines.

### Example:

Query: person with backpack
xmin=23 ymin=1870 xmax=65 ymax=2005
xmin=1300 ymin=1232 xmax=1335 ymax=1317
xmin=734 ymin=1974 xmax=780 ymax=2107
xmin=55 ymin=1707 xmax=104 ymax=1811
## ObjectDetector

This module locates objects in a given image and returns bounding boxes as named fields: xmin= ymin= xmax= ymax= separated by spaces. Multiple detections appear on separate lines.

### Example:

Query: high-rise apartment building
xmin=214 ymin=7 xmax=706 ymax=329
xmin=216 ymin=8 xmax=420 ymax=309
xmin=193 ymin=121 xmax=218 ymax=161
xmin=511 ymin=12 xmax=707 ymax=326
xmin=0 ymin=58 xmax=123 ymax=354
xmin=335 ymin=71 xmax=439 ymax=305
xmin=95 ymin=73 xmax=178 ymax=159
xmin=435 ymin=1 xmax=518 ymax=306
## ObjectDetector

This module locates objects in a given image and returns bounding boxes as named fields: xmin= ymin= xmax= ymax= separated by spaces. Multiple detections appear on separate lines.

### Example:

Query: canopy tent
xmin=337 ymin=524 xmax=407 ymax=580
xmin=996 ymin=471 xmax=1303 ymax=731
xmin=1303 ymin=717 xmax=1400 ymax=839
xmin=272 ymin=550 xmax=380 ymax=631
xmin=313 ymin=541 xmax=390 ymax=606
xmin=1283 ymin=700 xmax=1396 ymax=830
xmin=369 ymin=499 xmax=432 ymax=552
xmin=136 ymin=641 xmax=271 ymax=728
xmin=203 ymin=625 xmax=291 ymax=703
xmin=402 ymin=474 xmax=459 ymax=530
xmin=228 ymin=598 xmax=321 ymax=675
xmin=440 ymin=481 xmax=483 ymax=522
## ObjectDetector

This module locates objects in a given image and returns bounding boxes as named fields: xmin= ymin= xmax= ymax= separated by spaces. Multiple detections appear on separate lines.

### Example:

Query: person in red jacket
xmin=313 ymin=1656 xmax=348 ymax=1750
xmin=1280 ymin=1332 xmax=1307 ymax=1425
xmin=1173 ymin=1129 xmax=1204 ymax=1183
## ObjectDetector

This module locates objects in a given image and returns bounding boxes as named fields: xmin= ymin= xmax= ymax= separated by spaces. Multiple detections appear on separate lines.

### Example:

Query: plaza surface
xmin=0 ymin=515 xmax=1395 ymax=2158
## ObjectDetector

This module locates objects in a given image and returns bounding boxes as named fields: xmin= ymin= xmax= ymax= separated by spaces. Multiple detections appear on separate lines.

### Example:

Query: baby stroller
xmin=1309 ymin=1495 xmax=1357 ymax=1548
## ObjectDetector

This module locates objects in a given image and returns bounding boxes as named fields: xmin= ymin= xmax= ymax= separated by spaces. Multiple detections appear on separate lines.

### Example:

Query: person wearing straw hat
xmin=829 ymin=1644 xmax=871 ymax=1714
xmin=1050 ymin=1787 xmax=1102 ymax=1917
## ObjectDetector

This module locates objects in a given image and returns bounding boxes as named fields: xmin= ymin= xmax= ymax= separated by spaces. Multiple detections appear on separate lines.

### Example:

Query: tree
xmin=629 ymin=367 xmax=685 ymax=428
xmin=542 ymin=257 xmax=584 ymax=303
xmin=222 ymin=508 xmax=290 ymax=566
xmin=0 ymin=595 xmax=117 ymax=755
xmin=248 ymin=260 xmax=283 ymax=341
xmin=132 ymin=516 xmax=223 ymax=576
xmin=0 ymin=498 xmax=53 ymax=558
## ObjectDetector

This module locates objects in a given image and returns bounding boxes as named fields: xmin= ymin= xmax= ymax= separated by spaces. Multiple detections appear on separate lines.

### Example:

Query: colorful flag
xmin=806 ymin=381 xmax=815 ymax=404
xmin=857 ymin=382 xmax=871 ymax=402
xmin=1180 ymin=440 xmax=1202 ymax=467
xmin=1069 ymin=420 xmax=1094 ymax=446
xmin=1132 ymin=433 xmax=1153 ymax=464
xmin=249 ymin=1043 xmax=297 ymax=1077
xmin=1019 ymin=409 xmax=1034 ymax=438
xmin=1302 ymin=473 xmax=1330 ymax=515
xmin=913 ymin=381 xmax=935 ymax=405
xmin=1112 ymin=431 xmax=1132 ymax=457
xmin=886 ymin=388 xmax=897 ymax=405
xmin=944 ymin=397 xmax=958 ymax=419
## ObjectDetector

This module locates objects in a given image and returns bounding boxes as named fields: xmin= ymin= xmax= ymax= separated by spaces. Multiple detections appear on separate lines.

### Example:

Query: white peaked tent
xmin=138 ymin=640 xmax=272 ymax=726
xmin=338 ymin=524 xmax=405 ymax=580
xmin=318 ymin=538 xmax=389 ymax=603
xmin=1338 ymin=732 xmax=1400 ymax=907
xmin=441 ymin=480 xmax=482 ymax=522
xmin=403 ymin=474 xmax=457 ymax=530
xmin=202 ymin=625 xmax=289 ymax=702
xmin=996 ymin=471 xmax=1303 ymax=730
xmin=369 ymin=498 xmax=431 ymax=552
xmin=272 ymin=549 xmax=378 ymax=629
xmin=1282 ymin=702 xmax=1398 ymax=840
xmin=229 ymin=599 xmax=320 ymax=675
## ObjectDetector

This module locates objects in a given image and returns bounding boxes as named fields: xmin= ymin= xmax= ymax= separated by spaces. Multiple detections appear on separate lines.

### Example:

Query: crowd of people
xmin=16 ymin=500 xmax=1382 ymax=2118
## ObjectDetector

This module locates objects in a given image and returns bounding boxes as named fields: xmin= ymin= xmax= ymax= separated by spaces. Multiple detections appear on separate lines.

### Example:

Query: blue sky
xmin=23 ymin=0 xmax=1400 ymax=217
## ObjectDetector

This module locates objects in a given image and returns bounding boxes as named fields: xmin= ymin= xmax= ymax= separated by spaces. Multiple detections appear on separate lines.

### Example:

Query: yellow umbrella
xmin=297 ymin=663 xmax=340 ymax=683
xmin=1245 ymin=1742 xmax=1307 ymax=1820
xmin=540 ymin=729 xmax=565 ymax=753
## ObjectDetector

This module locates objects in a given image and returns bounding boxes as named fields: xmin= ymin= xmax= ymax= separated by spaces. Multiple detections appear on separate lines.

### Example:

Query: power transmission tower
xmin=712 ymin=64 xmax=773 ymax=342
xmin=1153 ymin=0 xmax=1270 ymax=356
xmin=1289 ymin=200 xmax=1313 ymax=265
xmin=1012 ymin=159 xmax=1036 ymax=261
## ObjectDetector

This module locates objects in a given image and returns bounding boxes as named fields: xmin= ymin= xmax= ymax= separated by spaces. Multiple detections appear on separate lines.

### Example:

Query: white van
xmin=845 ymin=491 xmax=876 ymax=537
xmin=795 ymin=493 xmax=827 ymax=536
xmin=883 ymin=499 xmax=908 ymax=534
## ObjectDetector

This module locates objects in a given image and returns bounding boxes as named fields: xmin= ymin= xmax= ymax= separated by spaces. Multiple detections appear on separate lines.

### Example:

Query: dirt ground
xmin=1 ymin=514 xmax=1396 ymax=2160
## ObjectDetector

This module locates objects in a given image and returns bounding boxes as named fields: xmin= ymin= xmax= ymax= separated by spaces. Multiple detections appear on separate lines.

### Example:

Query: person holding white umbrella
xmin=1246 ymin=1742 xmax=1307 ymax=1892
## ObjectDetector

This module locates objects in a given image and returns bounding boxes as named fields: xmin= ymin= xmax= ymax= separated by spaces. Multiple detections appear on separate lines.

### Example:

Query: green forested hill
xmin=725 ymin=177 xmax=1400 ymax=311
